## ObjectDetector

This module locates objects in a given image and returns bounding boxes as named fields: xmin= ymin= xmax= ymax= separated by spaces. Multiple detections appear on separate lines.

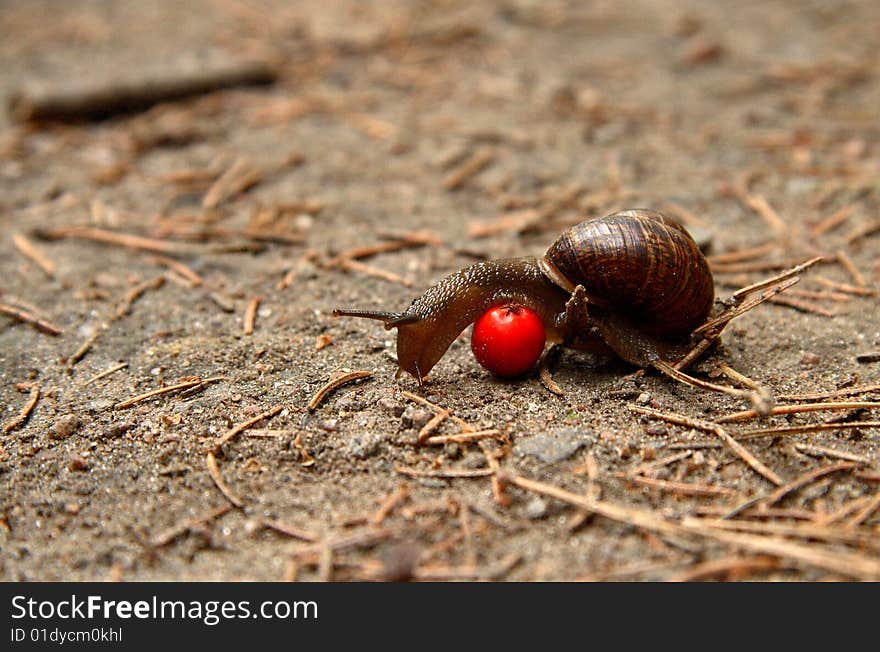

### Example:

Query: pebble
xmin=100 ymin=422 xmax=134 ymax=439
xmin=49 ymin=415 xmax=83 ymax=440
xmin=334 ymin=394 xmax=366 ymax=413
xmin=377 ymin=397 xmax=404 ymax=417
xmin=514 ymin=427 xmax=595 ymax=463
xmin=401 ymin=405 xmax=432 ymax=429
xmin=524 ymin=497 xmax=548 ymax=519
xmin=87 ymin=399 xmax=115 ymax=412
xmin=347 ymin=432 xmax=386 ymax=459
xmin=68 ymin=454 xmax=90 ymax=471
xmin=644 ymin=423 xmax=668 ymax=437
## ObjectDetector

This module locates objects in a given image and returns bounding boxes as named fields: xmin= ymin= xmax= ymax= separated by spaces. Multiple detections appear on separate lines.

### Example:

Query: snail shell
xmin=334 ymin=209 xmax=714 ymax=381
xmin=540 ymin=209 xmax=714 ymax=337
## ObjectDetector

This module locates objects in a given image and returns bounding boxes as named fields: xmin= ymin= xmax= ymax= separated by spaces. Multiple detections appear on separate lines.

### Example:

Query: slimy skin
xmin=335 ymin=257 xmax=571 ymax=382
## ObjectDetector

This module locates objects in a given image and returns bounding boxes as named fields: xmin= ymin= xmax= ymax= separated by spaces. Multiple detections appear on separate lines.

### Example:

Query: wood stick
xmin=214 ymin=404 xmax=284 ymax=450
xmin=616 ymin=473 xmax=738 ymax=497
xmin=421 ymin=429 xmax=503 ymax=446
xmin=683 ymin=517 xmax=878 ymax=548
xmin=810 ymin=203 xmax=854 ymax=237
xmin=707 ymin=242 xmax=777 ymax=265
xmin=242 ymin=296 xmax=261 ymax=335
xmin=202 ymin=157 xmax=263 ymax=209
xmin=12 ymin=233 xmax=55 ymax=278
xmin=737 ymin=421 xmax=880 ymax=440
xmin=307 ymin=371 xmax=373 ymax=412
xmin=394 ymin=466 xmax=494 ymax=479
xmin=338 ymin=259 xmax=412 ymax=287
xmin=443 ymin=147 xmax=494 ymax=190
xmin=115 ymin=276 xmax=166 ymax=318
xmin=371 ymin=484 xmax=410 ymax=525
xmin=793 ymin=444 xmax=873 ymax=465
xmin=0 ymin=303 xmax=63 ymax=336
xmin=719 ymin=401 xmax=880 ymax=424
xmin=835 ymin=249 xmax=867 ymax=287
xmin=149 ymin=505 xmax=232 ymax=548
xmin=845 ymin=491 xmax=880 ymax=528
xmin=116 ymin=376 xmax=224 ymax=408
xmin=628 ymin=405 xmax=782 ymax=485
xmin=3 ymin=384 xmax=40 ymax=433
xmin=669 ymin=555 xmax=783 ymax=582
xmin=778 ymin=384 xmax=880 ymax=401
xmin=767 ymin=294 xmax=834 ymax=316
xmin=82 ymin=362 xmax=129 ymax=386
xmin=736 ymin=192 xmax=787 ymax=232
xmin=325 ymin=231 xmax=439 ymax=267
xmin=291 ymin=528 xmax=392 ymax=561
xmin=149 ymin=255 xmax=203 ymax=286
xmin=508 ymin=473 xmax=880 ymax=579
xmin=260 ymin=519 xmax=320 ymax=543
xmin=37 ymin=226 xmax=204 ymax=256
xmin=67 ymin=332 xmax=99 ymax=367
xmin=9 ymin=58 xmax=278 ymax=122
xmin=814 ymin=276 xmax=877 ymax=296
xmin=764 ymin=462 xmax=858 ymax=506
xmin=206 ymin=451 xmax=244 ymax=508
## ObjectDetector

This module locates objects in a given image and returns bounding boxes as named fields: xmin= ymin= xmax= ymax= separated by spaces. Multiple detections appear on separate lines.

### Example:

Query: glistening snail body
xmin=334 ymin=209 xmax=714 ymax=382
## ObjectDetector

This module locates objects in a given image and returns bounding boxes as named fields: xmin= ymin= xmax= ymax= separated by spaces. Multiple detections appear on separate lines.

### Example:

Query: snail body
xmin=334 ymin=209 xmax=714 ymax=382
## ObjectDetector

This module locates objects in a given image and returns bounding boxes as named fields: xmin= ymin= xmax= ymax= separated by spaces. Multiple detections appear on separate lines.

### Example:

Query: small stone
xmin=401 ymin=406 xmax=432 ymax=430
xmin=101 ymin=422 xmax=133 ymax=439
xmin=334 ymin=393 xmax=365 ymax=413
xmin=87 ymin=398 xmax=115 ymax=412
xmin=68 ymin=454 xmax=90 ymax=472
xmin=347 ymin=432 xmax=385 ymax=459
xmin=378 ymin=397 xmax=404 ymax=417
xmin=644 ymin=423 xmax=668 ymax=437
xmin=636 ymin=392 xmax=651 ymax=405
xmin=514 ymin=427 xmax=595 ymax=464
xmin=524 ymin=497 xmax=548 ymax=519
xmin=243 ymin=519 xmax=263 ymax=536
xmin=49 ymin=415 xmax=83 ymax=440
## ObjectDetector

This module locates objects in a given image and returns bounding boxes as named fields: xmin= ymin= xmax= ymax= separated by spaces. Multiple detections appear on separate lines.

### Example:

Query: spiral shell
xmin=541 ymin=209 xmax=714 ymax=337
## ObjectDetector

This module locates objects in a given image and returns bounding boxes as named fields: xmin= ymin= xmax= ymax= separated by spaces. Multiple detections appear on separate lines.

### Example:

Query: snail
xmin=334 ymin=208 xmax=714 ymax=383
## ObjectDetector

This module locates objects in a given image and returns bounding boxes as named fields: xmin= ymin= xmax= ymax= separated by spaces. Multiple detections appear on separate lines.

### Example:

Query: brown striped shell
xmin=541 ymin=209 xmax=714 ymax=337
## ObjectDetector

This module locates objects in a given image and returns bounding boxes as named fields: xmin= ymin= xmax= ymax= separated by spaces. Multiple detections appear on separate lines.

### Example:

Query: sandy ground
xmin=1 ymin=0 xmax=878 ymax=581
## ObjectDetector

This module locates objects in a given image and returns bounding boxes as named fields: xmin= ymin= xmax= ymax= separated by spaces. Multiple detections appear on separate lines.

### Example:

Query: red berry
xmin=471 ymin=304 xmax=546 ymax=378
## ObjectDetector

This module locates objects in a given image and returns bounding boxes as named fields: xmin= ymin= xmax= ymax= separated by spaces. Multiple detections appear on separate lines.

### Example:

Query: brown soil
xmin=1 ymin=0 xmax=878 ymax=582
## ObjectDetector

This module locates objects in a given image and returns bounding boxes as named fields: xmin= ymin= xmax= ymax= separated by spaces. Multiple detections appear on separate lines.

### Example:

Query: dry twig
xmin=307 ymin=371 xmax=373 ymax=412
xmin=214 ymin=404 xmax=284 ymax=450
xmin=12 ymin=233 xmax=55 ymax=278
xmin=0 ymin=303 xmax=63 ymax=336
xmin=206 ymin=451 xmax=244 ymax=508
xmin=242 ymin=296 xmax=261 ymax=335
xmin=628 ymin=405 xmax=782 ymax=485
xmin=3 ymin=383 xmax=40 ymax=433
xmin=116 ymin=376 xmax=224 ymax=408
xmin=150 ymin=505 xmax=232 ymax=548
